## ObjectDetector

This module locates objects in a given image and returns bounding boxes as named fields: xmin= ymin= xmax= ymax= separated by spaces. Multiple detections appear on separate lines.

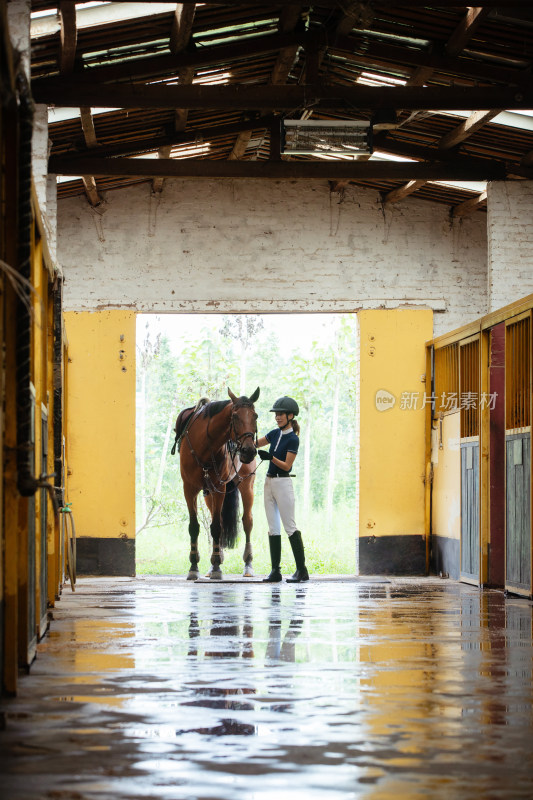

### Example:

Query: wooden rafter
xmin=229 ymin=4 xmax=303 ymax=161
xmin=53 ymin=116 xmax=275 ymax=160
xmin=81 ymin=176 xmax=101 ymax=206
xmin=452 ymin=190 xmax=488 ymax=218
xmin=228 ymin=131 xmax=253 ymax=160
xmin=334 ymin=0 xmax=374 ymax=37
xmin=154 ymin=3 xmax=196 ymax=192
xmin=80 ymin=107 xmax=98 ymax=148
xmin=79 ymin=107 xmax=103 ymax=206
xmin=446 ymin=7 xmax=490 ymax=58
xmin=32 ymin=28 xmax=530 ymax=92
xmin=58 ymin=2 xmax=102 ymax=206
xmin=383 ymin=7 xmax=499 ymax=207
xmin=383 ymin=180 xmax=427 ymax=204
xmin=383 ymin=110 xmax=502 ymax=203
xmin=438 ymin=109 xmax=502 ymax=151
xmin=59 ymin=1 xmax=77 ymax=74
xmin=170 ymin=3 xmax=196 ymax=55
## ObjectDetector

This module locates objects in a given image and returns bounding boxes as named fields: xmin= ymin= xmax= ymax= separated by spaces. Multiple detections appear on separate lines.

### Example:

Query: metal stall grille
xmin=505 ymin=314 xmax=531 ymax=596
xmin=460 ymin=339 xmax=480 ymax=439
xmin=434 ymin=343 xmax=459 ymax=414
xmin=460 ymin=337 xmax=480 ymax=583
xmin=506 ymin=316 xmax=531 ymax=431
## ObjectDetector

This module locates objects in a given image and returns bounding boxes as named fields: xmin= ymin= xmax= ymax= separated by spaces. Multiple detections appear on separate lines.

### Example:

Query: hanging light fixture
xmin=281 ymin=119 xmax=373 ymax=158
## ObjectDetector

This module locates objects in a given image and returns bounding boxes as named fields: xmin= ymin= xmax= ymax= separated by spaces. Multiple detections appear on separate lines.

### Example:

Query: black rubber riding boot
xmin=263 ymin=535 xmax=282 ymax=582
xmin=286 ymin=530 xmax=309 ymax=582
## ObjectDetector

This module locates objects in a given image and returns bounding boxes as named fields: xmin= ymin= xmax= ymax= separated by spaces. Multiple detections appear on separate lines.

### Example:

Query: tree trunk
xmin=239 ymin=339 xmax=247 ymax=396
xmin=326 ymin=336 xmax=340 ymax=529
xmin=139 ymin=366 xmax=147 ymax=526
xmin=303 ymin=400 xmax=312 ymax=524
xmin=155 ymin=404 xmax=175 ymax=498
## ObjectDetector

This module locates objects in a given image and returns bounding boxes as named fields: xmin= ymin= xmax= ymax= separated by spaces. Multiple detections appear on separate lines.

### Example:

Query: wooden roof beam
xmin=48 ymin=156 xmax=506 ymax=182
xmin=33 ymin=83 xmax=533 ymax=111
xmin=451 ymin=190 xmax=488 ymax=218
xmin=40 ymin=1 xmax=533 ymax=6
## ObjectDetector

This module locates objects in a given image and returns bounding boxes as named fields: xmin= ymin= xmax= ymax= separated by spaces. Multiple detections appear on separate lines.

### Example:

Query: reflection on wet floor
xmin=1 ymin=577 xmax=532 ymax=799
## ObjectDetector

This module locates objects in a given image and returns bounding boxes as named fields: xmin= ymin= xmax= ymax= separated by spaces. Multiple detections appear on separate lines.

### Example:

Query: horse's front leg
xmin=209 ymin=492 xmax=225 ymax=580
xmin=184 ymin=485 xmax=200 ymax=581
xmin=240 ymin=479 xmax=255 ymax=578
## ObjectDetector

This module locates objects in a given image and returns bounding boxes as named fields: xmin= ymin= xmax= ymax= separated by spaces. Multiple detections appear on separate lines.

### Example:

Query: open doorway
xmin=135 ymin=313 xmax=359 ymax=577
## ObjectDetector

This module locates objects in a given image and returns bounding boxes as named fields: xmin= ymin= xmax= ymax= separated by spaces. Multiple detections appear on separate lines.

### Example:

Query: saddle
xmin=171 ymin=397 xmax=209 ymax=456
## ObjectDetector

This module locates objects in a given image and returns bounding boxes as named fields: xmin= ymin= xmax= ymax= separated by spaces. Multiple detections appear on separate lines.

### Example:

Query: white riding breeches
xmin=264 ymin=476 xmax=297 ymax=537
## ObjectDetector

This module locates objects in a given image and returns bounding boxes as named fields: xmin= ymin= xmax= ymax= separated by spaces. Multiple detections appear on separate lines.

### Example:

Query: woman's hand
xmin=257 ymin=450 xmax=273 ymax=461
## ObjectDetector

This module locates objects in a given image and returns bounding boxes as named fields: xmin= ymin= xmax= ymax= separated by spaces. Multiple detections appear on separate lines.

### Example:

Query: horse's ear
xmin=249 ymin=386 xmax=260 ymax=404
xmin=228 ymin=388 xmax=238 ymax=403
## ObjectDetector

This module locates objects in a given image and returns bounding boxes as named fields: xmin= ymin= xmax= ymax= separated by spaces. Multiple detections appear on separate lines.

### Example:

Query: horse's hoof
xmin=187 ymin=570 xmax=199 ymax=581
xmin=243 ymin=566 xmax=255 ymax=578
xmin=209 ymin=570 xmax=223 ymax=580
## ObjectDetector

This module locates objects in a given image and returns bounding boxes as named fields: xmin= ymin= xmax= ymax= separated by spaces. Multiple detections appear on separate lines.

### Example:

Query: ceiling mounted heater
xmin=281 ymin=119 xmax=373 ymax=158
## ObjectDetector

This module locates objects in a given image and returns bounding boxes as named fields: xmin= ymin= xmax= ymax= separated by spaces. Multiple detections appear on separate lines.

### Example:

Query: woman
xmin=256 ymin=396 xmax=309 ymax=583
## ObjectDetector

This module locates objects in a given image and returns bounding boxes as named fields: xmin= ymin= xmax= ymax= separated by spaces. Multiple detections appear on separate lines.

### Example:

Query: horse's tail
xmin=221 ymin=481 xmax=240 ymax=549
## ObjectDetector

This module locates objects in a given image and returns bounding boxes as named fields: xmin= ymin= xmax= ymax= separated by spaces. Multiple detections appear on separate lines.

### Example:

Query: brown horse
xmin=173 ymin=387 xmax=260 ymax=580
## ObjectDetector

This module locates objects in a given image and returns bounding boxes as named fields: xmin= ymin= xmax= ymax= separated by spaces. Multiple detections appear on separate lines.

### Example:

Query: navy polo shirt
xmin=265 ymin=427 xmax=299 ymax=477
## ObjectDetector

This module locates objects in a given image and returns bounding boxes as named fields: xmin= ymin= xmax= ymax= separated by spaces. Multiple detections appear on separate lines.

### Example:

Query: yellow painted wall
xmin=358 ymin=309 xmax=433 ymax=538
xmin=431 ymin=412 xmax=461 ymax=541
xmin=64 ymin=311 xmax=136 ymax=541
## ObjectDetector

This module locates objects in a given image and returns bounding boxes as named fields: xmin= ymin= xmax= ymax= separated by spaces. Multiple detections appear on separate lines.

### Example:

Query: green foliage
xmin=136 ymin=314 xmax=359 ymax=573
xmin=136 ymin=501 xmax=357 ymax=575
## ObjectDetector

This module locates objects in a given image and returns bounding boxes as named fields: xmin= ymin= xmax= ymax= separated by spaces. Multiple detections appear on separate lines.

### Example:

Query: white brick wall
xmin=487 ymin=181 xmax=533 ymax=312
xmin=58 ymin=179 xmax=488 ymax=336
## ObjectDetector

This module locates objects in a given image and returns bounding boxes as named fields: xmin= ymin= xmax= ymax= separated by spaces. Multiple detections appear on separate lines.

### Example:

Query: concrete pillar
xmin=32 ymin=104 xmax=49 ymax=216
xmin=7 ymin=0 xmax=31 ymax=80
xmin=487 ymin=181 xmax=533 ymax=312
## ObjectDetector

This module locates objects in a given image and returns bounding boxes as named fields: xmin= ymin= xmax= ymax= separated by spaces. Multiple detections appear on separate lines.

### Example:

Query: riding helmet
xmin=269 ymin=396 xmax=299 ymax=416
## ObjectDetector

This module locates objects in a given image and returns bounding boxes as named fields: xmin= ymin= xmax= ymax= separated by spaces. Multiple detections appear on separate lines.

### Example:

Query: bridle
xmin=229 ymin=400 xmax=258 ymax=454
xmin=184 ymin=399 xmax=259 ymax=494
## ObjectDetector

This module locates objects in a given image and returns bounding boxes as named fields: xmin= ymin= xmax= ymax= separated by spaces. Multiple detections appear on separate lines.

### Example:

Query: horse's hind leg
xmin=239 ymin=477 xmax=255 ymax=577
xmin=202 ymin=492 xmax=224 ymax=578
xmin=184 ymin=485 xmax=201 ymax=581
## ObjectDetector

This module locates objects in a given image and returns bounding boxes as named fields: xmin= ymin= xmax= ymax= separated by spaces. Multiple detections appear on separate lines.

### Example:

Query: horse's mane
xmin=203 ymin=399 xmax=231 ymax=418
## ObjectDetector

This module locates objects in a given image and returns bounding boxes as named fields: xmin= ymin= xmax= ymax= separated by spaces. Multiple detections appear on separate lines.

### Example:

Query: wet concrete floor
xmin=1 ymin=576 xmax=532 ymax=799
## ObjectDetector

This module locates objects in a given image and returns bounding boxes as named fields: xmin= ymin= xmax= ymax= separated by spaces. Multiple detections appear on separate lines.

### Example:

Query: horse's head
xmin=228 ymin=387 xmax=260 ymax=464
